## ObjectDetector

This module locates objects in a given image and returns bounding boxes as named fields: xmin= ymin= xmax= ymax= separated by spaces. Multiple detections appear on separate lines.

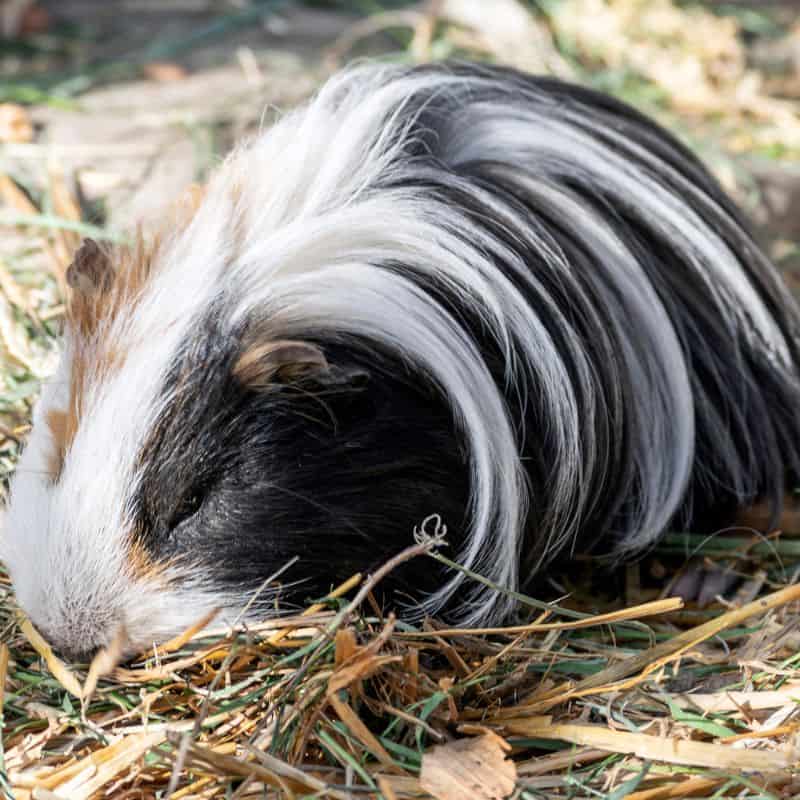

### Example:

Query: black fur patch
xmin=131 ymin=307 xmax=471 ymax=612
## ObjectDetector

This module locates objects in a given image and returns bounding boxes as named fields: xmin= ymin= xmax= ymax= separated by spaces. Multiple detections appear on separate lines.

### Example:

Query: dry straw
xmin=2 ymin=529 xmax=800 ymax=799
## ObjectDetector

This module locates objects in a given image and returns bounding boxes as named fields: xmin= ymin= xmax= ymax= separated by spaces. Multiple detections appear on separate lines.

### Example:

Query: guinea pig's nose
xmin=56 ymin=642 xmax=102 ymax=664
xmin=34 ymin=623 xmax=102 ymax=664
xmin=52 ymin=622 xmax=130 ymax=665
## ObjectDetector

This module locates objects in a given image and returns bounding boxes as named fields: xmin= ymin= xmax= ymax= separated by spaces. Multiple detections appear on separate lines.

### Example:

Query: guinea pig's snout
xmin=53 ymin=638 xmax=102 ymax=664
xmin=34 ymin=614 xmax=127 ymax=664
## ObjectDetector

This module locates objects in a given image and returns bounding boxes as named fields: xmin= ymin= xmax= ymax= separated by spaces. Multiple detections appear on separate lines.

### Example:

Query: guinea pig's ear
xmin=234 ymin=340 xmax=331 ymax=388
xmin=66 ymin=238 xmax=115 ymax=296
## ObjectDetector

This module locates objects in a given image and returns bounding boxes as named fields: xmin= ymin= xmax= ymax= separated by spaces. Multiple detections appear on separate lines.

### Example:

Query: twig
xmin=262 ymin=534 xmax=444 ymax=747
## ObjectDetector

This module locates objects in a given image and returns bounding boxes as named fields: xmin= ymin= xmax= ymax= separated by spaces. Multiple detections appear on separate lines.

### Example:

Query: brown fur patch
xmin=66 ymin=233 xmax=162 ymax=339
xmin=67 ymin=183 xmax=208 ymax=338
xmin=127 ymin=537 xmax=172 ymax=582
xmin=45 ymin=409 xmax=68 ymax=479
xmin=49 ymin=184 xmax=212 ymax=482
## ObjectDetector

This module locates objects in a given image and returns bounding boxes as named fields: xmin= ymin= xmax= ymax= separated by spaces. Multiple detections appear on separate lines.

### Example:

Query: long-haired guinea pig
xmin=3 ymin=62 xmax=800 ymax=659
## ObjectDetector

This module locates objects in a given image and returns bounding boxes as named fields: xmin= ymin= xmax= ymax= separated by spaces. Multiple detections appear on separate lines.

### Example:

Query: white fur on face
xmin=0 ymin=195 xmax=244 ymax=654
xmin=1 ymin=338 xmax=224 ymax=655
xmin=3 ymin=63 xmax=797 ymax=654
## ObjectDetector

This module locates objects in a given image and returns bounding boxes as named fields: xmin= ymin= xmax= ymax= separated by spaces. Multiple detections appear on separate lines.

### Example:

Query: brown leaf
xmin=420 ymin=732 xmax=516 ymax=800
xmin=335 ymin=627 xmax=359 ymax=667
xmin=327 ymin=653 xmax=401 ymax=694
xmin=0 ymin=104 xmax=33 ymax=143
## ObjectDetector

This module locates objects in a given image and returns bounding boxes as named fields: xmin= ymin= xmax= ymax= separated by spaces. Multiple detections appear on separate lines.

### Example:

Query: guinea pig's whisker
xmin=229 ymin=554 xmax=301 ymax=628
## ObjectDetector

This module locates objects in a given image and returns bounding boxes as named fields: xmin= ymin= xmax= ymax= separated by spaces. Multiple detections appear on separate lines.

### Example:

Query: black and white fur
xmin=4 ymin=63 xmax=800 ymax=658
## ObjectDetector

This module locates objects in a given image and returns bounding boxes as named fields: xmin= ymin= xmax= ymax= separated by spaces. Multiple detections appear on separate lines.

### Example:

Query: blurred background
xmin=0 ymin=0 xmax=799 ymax=492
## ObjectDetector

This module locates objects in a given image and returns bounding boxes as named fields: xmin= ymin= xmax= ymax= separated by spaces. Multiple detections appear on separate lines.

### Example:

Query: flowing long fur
xmin=4 ymin=63 xmax=800 ymax=656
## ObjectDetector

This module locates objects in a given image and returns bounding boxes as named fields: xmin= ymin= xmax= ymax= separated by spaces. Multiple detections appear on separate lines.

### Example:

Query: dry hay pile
xmin=1 ymin=520 xmax=800 ymax=799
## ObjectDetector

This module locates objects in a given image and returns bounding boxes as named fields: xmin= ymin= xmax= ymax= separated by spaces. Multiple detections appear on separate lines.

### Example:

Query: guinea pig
xmin=3 ymin=62 xmax=800 ymax=659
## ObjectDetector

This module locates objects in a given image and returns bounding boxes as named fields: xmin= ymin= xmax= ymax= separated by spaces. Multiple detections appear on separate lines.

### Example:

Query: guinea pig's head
xmin=0 ymin=229 xmax=380 ymax=660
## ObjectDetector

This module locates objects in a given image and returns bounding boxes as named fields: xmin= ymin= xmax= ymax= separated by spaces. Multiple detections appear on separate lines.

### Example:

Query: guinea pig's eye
xmin=170 ymin=490 xmax=205 ymax=530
